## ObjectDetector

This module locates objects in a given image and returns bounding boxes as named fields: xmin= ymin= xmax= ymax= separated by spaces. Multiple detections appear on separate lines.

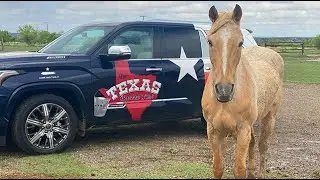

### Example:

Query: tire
xmin=11 ymin=94 xmax=78 ymax=155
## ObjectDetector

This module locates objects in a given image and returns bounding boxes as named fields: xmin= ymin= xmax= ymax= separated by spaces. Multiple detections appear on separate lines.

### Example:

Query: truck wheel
xmin=11 ymin=94 xmax=78 ymax=155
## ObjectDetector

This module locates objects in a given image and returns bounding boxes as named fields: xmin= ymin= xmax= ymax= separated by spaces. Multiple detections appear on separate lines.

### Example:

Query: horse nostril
xmin=231 ymin=84 xmax=234 ymax=91
xmin=215 ymin=84 xmax=221 ymax=94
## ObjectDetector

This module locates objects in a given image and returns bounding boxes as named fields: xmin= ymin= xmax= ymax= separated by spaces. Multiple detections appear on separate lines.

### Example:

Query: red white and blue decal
xmin=98 ymin=60 xmax=161 ymax=120
xmin=93 ymin=46 xmax=211 ymax=121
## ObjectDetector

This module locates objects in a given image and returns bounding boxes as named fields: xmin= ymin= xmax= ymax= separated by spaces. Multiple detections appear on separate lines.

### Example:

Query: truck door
xmin=90 ymin=25 xmax=172 ymax=124
xmin=159 ymin=25 xmax=207 ymax=119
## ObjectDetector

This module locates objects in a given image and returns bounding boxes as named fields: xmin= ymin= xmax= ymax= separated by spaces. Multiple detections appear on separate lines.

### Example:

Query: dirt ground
xmin=1 ymin=84 xmax=320 ymax=178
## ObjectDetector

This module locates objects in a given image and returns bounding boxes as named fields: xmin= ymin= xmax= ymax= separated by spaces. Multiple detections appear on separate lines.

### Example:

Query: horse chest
xmin=207 ymin=100 xmax=256 ymax=133
xmin=210 ymin=106 xmax=239 ymax=132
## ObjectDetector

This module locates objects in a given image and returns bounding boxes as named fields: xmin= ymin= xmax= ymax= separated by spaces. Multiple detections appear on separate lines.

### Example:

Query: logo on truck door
xmin=101 ymin=78 xmax=161 ymax=101
xmin=97 ymin=61 xmax=162 ymax=121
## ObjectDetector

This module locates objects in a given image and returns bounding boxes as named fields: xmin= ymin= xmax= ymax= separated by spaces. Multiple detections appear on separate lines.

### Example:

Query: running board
xmin=94 ymin=97 xmax=188 ymax=117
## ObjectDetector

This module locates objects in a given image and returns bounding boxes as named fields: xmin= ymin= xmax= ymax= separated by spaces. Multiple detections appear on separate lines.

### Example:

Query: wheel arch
xmin=5 ymin=82 xmax=88 ymax=135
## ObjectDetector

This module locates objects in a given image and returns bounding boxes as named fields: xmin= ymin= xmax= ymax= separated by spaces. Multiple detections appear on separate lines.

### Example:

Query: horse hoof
xmin=247 ymin=173 xmax=256 ymax=179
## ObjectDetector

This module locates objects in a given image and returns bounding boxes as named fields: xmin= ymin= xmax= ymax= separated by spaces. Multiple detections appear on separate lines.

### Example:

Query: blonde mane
xmin=208 ymin=12 xmax=234 ymax=35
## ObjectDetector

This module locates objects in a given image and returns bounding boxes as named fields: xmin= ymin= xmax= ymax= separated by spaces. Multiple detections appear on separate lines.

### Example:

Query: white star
xmin=169 ymin=46 xmax=199 ymax=82
xmin=46 ymin=67 xmax=50 ymax=71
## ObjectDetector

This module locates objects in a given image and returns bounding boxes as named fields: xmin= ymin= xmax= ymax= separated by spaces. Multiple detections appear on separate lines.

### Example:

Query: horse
xmin=201 ymin=4 xmax=284 ymax=179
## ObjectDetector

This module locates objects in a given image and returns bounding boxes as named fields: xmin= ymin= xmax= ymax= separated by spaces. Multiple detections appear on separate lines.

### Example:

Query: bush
xmin=17 ymin=24 xmax=62 ymax=46
xmin=17 ymin=25 xmax=38 ymax=45
xmin=0 ymin=30 xmax=13 ymax=43
xmin=311 ymin=34 xmax=320 ymax=49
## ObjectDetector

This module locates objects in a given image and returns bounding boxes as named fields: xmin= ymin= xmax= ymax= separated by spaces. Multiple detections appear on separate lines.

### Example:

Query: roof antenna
xmin=140 ymin=16 xmax=146 ymax=21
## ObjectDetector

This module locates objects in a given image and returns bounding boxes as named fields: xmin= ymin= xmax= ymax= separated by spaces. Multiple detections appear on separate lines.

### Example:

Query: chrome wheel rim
xmin=25 ymin=103 xmax=70 ymax=150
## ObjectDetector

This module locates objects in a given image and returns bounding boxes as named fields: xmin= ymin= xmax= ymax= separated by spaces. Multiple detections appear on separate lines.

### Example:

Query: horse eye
xmin=208 ymin=40 xmax=213 ymax=47
xmin=239 ymin=41 xmax=243 ymax=47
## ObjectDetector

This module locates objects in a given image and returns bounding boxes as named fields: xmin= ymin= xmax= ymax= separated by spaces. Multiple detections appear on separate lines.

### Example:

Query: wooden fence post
xmin=301 ymin=42 xmax=304 ymax=55
xmin=1 ymin=37 xmax=3 ymax=51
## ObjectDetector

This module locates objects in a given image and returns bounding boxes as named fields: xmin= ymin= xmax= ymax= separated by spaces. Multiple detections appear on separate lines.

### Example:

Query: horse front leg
xmin=234 ymin=123 xmax=252 ymax=179
xmin=207 ymin=124 xmax=224 ymax=179
xmin=248 ymin=127 xmax=256 ymax=178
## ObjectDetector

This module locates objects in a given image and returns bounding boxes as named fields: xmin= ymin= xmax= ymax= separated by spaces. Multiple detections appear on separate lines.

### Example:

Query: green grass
xmin=284 ymin=61 xmax=320 ymax=84
xmin=279 ymin=49 xmax=320 ymax=84
xmin=107 ymin=160 xmax=212 ymax=179
xmin=312 ymin=170 xmax=320 ymax=179
xmin=3 ymin=153 xmax=298 ymax=179
xmin=6 ymin=152 xmax=98 ymax=178
xmin=0 ymin=44 xmax=43 ymax=52
xmin=4 ymin=152 xmax=212 ymax=178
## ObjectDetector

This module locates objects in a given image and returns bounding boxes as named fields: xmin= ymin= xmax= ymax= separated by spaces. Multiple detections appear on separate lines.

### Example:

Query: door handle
xmin=146 ymin=68 xmax=162 ymax=72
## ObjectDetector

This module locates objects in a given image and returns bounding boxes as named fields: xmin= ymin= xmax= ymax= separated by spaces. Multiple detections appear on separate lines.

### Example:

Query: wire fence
xmin=257 ymin=41 xmax=318 ymax=56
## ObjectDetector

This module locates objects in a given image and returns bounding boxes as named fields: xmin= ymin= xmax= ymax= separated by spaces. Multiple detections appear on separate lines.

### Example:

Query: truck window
xmin=39 ymin=26 xmax=115 ymax=54
xmin=107 ymin=27 xmax=154 ymax=59
xmin=162 ymin=27 xmax=202 ymax=59
xmin=198 ymin=30 xmax=209 ymax=58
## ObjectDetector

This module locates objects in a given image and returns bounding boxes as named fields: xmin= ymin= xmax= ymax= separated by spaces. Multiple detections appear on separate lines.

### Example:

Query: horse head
xmin=207 ymin=4 xmax=244 ymax=103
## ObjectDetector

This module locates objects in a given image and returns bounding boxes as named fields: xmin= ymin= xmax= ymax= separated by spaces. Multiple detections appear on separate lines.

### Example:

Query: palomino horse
xmin=201 ymin=4 xmax=284 ymax=179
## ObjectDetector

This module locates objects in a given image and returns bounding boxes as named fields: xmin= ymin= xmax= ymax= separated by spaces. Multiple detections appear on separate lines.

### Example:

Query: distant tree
xmin=9 ymin=36 xmax=16 ymax=42
xmin=35 ymin=31 xmax=62 ymax=45
xmin=36 ymin=30 xmax=51 ymax=44
xmin=47 ymin=32 xmax=60 ymax=42
xmin=311 ymin=34 xmax=320 ymax=49
xmin=0 ymin=30 xmax=13 ymax=43
xmin=303 ymin=39 xmax=313 ymax=47
xmin=17 ymin=24 xmax=38 ymax=45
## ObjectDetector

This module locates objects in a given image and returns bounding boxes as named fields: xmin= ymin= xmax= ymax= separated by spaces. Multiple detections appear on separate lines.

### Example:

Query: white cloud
xmin=0 ymin=1 xmax=320 ymax=37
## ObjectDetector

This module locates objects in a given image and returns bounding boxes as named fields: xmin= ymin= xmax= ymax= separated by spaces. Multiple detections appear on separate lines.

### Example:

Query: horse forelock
xmin=208 ymin=12 xmax=234 ymax=36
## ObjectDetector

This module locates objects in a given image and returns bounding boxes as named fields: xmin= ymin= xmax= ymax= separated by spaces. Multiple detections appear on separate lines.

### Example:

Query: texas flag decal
xmin=98 ymin=60 xmax=162 ymax=121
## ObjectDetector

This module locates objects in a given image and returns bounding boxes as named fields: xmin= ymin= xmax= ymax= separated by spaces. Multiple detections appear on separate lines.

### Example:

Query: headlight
xmin=0 ymin=70 xmax=19 ymax=85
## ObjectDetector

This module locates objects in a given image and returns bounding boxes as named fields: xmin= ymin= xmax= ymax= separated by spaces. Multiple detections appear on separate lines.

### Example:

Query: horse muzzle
xmin=214 ymin=83 xmax=235 ymax=103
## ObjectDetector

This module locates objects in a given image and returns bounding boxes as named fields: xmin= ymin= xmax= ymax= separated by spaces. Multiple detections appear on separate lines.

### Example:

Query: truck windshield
xmin=38 ymin=25 xmax=116 ymax=54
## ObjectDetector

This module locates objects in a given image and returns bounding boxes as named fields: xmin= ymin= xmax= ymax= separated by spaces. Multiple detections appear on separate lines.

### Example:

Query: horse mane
xmin=208 ymin=12 xmax=234 ymax=35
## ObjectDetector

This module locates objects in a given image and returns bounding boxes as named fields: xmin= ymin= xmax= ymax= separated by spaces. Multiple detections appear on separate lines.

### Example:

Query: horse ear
xmin=209 ymin=5 xmax=218 ymax=23
xmin=232 ymin=4 xmax=242 ymax=24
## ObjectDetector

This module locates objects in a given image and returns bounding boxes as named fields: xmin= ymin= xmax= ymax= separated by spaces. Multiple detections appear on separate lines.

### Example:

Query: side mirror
xmin=99 ymin=45 xmax=131 ymax=61
xmin=246 ymin=29 xmax=253 ymax=34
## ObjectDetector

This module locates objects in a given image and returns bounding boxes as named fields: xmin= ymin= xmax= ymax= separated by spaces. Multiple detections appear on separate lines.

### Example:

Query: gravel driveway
xmin=1 ymin=84 xmax=320 ymax=178
xmin=71 ymin=83 xmax=320 ymax=178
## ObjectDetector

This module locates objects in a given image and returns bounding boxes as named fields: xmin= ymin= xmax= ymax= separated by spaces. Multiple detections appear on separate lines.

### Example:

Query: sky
xmin=0 ymin=1 xmax=319 ymax=37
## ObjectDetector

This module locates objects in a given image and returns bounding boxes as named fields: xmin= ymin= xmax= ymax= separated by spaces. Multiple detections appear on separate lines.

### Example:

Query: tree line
xmin=1 ymin=24 xmax=320 ymax=50
xmin=0 ymin=24 xmax=63 ymax=46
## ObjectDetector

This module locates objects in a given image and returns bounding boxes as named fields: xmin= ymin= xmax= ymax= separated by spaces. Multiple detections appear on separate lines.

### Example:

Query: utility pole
xmin=140 ymin=16 xmax=146 ymax=21
xmin=44 ymin=22 xmax=48 ymax=32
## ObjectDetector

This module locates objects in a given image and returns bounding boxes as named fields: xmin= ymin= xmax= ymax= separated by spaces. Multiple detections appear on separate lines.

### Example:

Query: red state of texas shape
xmin=99 ymin=61 xmax=159 ymax=121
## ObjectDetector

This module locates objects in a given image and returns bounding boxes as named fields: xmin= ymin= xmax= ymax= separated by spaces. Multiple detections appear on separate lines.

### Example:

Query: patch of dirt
xmin=0 ymin=168 xmax=51 ymax=179
xmin=1 ymin=84 xmax=320 ymax=178
xmin=266 ymin=84 xmax=320 ymax=178
xmin=72 ymin=120 xmax=211 ymax=173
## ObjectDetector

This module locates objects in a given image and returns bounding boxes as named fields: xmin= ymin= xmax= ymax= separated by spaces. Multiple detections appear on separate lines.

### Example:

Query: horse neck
xmin=234 ymin=54 xmax=256 ymax=101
